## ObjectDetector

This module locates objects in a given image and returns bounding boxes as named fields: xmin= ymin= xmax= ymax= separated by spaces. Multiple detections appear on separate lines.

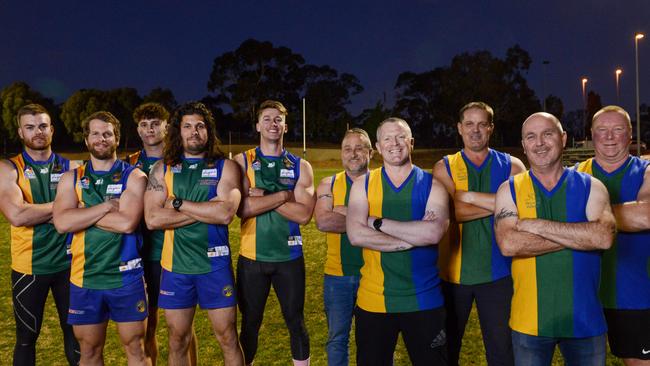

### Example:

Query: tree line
xmin=4 ymin=38 xmax=637 ymax=154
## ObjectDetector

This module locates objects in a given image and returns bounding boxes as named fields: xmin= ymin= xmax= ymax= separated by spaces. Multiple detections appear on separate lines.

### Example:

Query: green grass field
xmin=0 ymin=165 xmax=624 ymax=365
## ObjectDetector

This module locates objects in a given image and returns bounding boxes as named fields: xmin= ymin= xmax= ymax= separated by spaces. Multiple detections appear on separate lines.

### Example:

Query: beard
xmin=184 ymin=139 xmax=208 ymax=155
xmin=88 ymin=143 xmax=117 ymax=160
xmin=23 ymin=137 xmax=51 ymax=151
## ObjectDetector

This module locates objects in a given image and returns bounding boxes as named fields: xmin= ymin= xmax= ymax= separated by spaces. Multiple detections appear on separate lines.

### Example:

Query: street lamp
xmin=542 ymin=60 xmax=550 ymax=111
xmin=635 ymin=33 xmax=644 ymax=156
xmin=582 ymin=77 xmax=588 ymax=140
xmin=615 ymin=68 xmax=622 ymax=105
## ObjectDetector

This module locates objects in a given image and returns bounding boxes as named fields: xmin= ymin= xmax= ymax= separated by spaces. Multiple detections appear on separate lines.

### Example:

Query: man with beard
xmin=144 ymin=102 xmax=244 ymax=366
xmin=494 ymin=112 xmax=616 ymax=365
xmin=0 ymin=104 xmax=80 ymax=366
xmin=433 ymin=102 xmax=525 ymax=365
xmin=53 ymin=111 xmax=149 ymax=365
xmin=235 ymin=100 xmax=315 ymax=366
xmin=576 ymin=106 xmax=650 ymax=366
xmin=314 ymin=128 xmax=373 ymax=366
xmin=347 ymin=118 xmax=450 ymax=365
xmin=128 ymin=102 xmax=198 ymax=366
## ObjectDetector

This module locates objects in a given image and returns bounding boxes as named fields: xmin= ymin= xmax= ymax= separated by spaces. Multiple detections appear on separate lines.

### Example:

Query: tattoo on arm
xmin=495 ymin=208 xmax=518 ymax=222
xmin=146 ymin=175 xmax=164 ymax=192
xmin=317 ymin=193 xmax=333 ymax=200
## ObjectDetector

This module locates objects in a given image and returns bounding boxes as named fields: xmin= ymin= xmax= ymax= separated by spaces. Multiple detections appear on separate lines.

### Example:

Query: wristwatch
xmin=373 ymin=217 xmax=383 ymax=232
xmin=172 ymin=197 xmax=183 ymax=211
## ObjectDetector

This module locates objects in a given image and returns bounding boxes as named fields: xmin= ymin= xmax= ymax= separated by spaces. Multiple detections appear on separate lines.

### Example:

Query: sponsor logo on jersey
xmin=106 ymin=184 xmax=123 ymax=195
xmin=280 ymin=169 xmax=294 ymax=178
xmin=40 ymin=167 xmax=49 ymax=174
xmin=201 ymin=168 xmax=217 ymax=178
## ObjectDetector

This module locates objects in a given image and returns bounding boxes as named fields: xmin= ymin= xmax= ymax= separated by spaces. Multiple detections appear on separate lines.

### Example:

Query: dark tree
xmin=393 ymin=45 xmax=540 ymax=146
xmin=302 ymin=65 xmax=363 ymax=142
xmin=207 ymin=39 xmax=305 ymax=134
xmin=143 ymin=87 xmax=178 ymax=112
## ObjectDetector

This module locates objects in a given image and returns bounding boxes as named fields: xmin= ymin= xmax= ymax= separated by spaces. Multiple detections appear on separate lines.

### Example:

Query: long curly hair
xmin=163 ymin=101 xmax=224 ymax=165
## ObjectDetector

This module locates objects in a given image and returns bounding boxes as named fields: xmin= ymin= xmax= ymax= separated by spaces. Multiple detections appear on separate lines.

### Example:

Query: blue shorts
xmin=68 ymin=277 xmax=148 ymax=325
xmin=158 ymin=267 xmax=236 ymax=310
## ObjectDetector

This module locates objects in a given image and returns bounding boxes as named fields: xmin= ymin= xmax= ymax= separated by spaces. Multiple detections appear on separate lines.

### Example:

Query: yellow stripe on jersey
xmin=441 ymin=152 xmax=468 ymax=283
xmin=324 ymin=172 xmax=348 ymax=276
xmin=358 ymin=170 xmax=386 ymax=312
xmin=10 ymin=155 xmax=35 ymax=273
xmin=510 ymin=173 xmax=539 ymax=335
xmin=70 ymin=166 xmax=87 ymax=287
xmin=575 ymin=158 xmax=593 ymax=174
xmin=161 ymin=167 xmax=175 ymax=271
xmin=240 ymin=149 xmax=258 ymax=260
xmin=70 ymin=231 xmax=86 ymax=287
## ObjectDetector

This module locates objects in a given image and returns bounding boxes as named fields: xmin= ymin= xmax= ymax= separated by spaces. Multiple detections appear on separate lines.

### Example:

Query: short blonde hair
xmin=592 ymin=105 xmax=632 ymax=129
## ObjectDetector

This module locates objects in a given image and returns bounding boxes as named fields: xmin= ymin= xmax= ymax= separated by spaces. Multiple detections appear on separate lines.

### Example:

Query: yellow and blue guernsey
xmin=357 ymin=166 xmax=443 ymax=313
xmin=440 ymin=149 xmax=512 ymax=285
xmin=161 ymin=158 xmax=231 ymax=274
xmin=8 ymin=151 xmax=71 ymax=275
xmin=509 ymin=169 xmax=606 ymax=338
xmin=240 ymin=148 xmax=303 ymax=262
xmin=70 ymin=160 xmax=143 ymax=289
xmin=128 ymin=150 xmax=164 ymax=262
xmin=324 ymin=171 xmax=363 ymax=276
xmin=577 ymin=156 xmax=650 ymax=310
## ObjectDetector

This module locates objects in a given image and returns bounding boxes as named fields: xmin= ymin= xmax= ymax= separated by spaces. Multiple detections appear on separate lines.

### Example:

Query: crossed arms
xmin=433 ymin=156 xmax=526 ymax=222
xmin=494 ymin=176 xmax=616 ymax=257
xmin=346 ymin=174 xmax=449 ymax=252
xmin=234 ymin=154 xmax=315 ymax=225
xmin=53 ymin=168 xmax=146 ymax=234
xmin=144 ymin=160 xmax=242 ymax=230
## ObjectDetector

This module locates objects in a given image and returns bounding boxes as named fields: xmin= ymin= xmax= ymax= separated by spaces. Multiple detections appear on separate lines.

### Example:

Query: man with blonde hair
xmin=576 ymin=106 xmax=650 ymax=365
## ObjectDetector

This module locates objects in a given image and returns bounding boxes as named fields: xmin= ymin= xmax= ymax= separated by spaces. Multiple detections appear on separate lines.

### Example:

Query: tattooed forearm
xmin=495 ymin=208 xmax=518 ymax=222
xmin=146 ymin=175 xmax=164 ymax=192
xmin=317 ymin=193 xmax=333 ymax=200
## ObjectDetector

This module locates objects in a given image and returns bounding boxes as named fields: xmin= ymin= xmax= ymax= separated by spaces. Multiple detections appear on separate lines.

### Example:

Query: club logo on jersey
xmin=252 ymin=159 xmax=261 ymax=171
xmin=80 ymin=177 xmax=90 ymax=189
xmin=283 ymin=156 xmax=294 ymax=169
xmin=136 ymin=300 xmax=146 ymax=313
xmin=171 ymin=164 xmax=182 ymax=173
xmin=222 ymin=285 xmax=234 ymax=297
xmin=112 ymin=172 xmax=122 ymax=183
xmin=24 ymin=166 xmax=36 ymax=179
xmin=206 ymin=160 xmax=216 ymax=168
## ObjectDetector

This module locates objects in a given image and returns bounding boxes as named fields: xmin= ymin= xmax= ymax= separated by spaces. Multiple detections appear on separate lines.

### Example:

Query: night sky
xmin=2 ymin=0 xmax=648 ymax=119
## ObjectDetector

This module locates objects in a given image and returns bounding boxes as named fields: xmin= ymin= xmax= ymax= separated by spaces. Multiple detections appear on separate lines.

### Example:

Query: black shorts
xmin=144 ymin=260 xmax=162 ymax=309
xmin=355 ymin=306 xmax=447 ymax=365
xmin=604 ymin=308 xmax=650 ymax=359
